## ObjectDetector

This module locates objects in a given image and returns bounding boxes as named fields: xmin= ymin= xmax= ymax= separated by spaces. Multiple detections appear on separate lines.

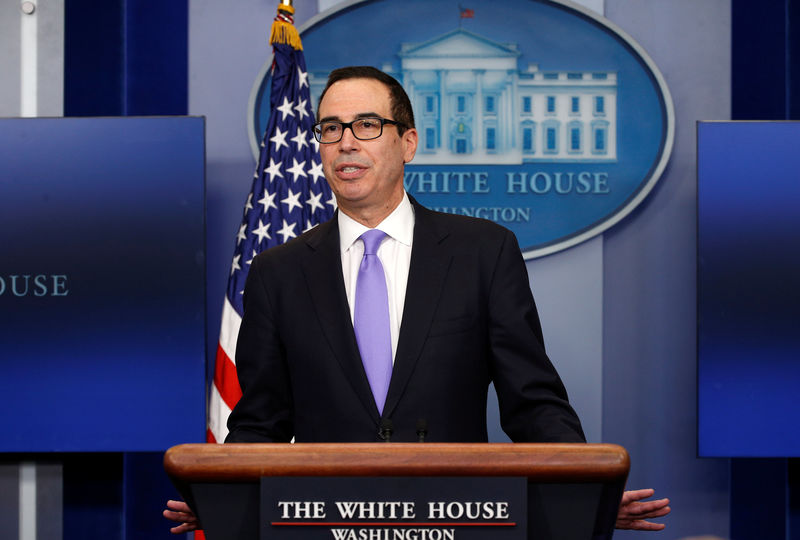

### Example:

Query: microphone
xmin=379 ymin=418 xmax=393 ymax=442
xmin=416 ymin=419 xmax=428 ymax=442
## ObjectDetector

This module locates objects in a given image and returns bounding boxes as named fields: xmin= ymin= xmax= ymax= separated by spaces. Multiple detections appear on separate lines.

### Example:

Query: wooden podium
xmin=164 ymin=443 xmax=629 ymax=540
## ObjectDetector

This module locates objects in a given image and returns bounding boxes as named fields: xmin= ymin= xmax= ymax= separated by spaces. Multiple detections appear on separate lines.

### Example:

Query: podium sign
xmin=261 ymin=476 xmax=526 ymax=539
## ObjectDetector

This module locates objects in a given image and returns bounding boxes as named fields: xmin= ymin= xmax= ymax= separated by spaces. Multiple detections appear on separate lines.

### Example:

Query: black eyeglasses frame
xmin=312 ymin=117 xmax=406 ymax=144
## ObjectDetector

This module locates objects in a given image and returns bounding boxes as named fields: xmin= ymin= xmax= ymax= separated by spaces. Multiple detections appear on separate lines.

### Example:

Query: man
xmin=165 ymin=66 xmax=669 ymax=531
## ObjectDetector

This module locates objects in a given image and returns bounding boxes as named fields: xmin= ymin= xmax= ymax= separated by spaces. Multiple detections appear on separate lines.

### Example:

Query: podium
xmin=164 ymin=443 xmax=629 ymax=540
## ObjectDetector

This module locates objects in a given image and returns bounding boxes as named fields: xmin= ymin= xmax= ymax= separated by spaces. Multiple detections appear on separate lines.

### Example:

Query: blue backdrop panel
xmin=0 ymin=117 xmax=206 ymax=452
xmin=698 ymin=121 xmax=800 ymax=457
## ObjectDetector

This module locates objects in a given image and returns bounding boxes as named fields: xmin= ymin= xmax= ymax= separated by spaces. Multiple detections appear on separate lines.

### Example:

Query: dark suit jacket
xmin=226 ymin=198 xmax=585 ymax=443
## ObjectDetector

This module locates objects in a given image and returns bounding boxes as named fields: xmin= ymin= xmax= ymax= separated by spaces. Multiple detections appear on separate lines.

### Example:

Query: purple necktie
xmin=354 ymin=229 xmax=392 ymax=415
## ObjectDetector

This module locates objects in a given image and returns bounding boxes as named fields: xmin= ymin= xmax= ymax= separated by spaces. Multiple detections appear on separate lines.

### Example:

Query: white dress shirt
xmin=338 ymin=192 xmax=415 ymax=363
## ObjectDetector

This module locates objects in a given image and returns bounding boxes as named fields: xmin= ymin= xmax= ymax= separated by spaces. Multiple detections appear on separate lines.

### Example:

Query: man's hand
xmin=163 ymin=499 xmax=199 ymax=534
xmin=616 ymin=489 xmax=670 ymax=530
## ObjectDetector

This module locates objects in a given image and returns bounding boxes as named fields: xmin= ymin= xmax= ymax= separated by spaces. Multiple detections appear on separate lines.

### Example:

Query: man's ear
xmin=402 ymin=128 xmax=418 ymax=163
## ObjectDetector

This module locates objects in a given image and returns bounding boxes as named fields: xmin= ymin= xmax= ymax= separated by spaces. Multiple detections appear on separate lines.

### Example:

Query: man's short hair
xmin=317 ymin=66 xmax=415 ymax=133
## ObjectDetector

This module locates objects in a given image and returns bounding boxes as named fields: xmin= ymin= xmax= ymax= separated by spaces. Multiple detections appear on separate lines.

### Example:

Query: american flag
xmin=207 ymin=21 xmax=334 ymax=443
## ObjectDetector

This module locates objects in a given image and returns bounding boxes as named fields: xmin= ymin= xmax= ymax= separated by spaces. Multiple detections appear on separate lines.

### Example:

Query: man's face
xmin=317 ymin=78 xmax=417 ymax=221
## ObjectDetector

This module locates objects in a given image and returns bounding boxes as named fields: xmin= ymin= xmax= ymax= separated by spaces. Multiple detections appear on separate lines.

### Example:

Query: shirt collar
xmin=339 ymin=191 xmax=415 ymax=253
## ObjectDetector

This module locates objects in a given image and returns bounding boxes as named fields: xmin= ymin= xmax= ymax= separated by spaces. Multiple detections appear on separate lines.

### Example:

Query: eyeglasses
xmin=312 ymin=117 xmax=405 ymax=144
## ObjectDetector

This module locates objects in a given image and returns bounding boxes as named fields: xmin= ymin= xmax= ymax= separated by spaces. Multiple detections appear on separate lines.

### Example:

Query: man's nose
xmin=338 ymin=125 xmax=360 ymax=151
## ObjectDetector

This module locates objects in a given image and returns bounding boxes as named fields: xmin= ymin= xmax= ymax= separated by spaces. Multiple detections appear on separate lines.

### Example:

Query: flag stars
xmin=263 ymin=158 xmax=283 ymax=182
xmin=244 ymin=193 xmax=254 ymax=214
xmin=291 ymin=127 xmax=309 ymax=151
xmin=246 ymin=249 xmax=259 ymax=266
xmin=236 ymin=223 xmax=247 ymax=245
xmin=309 ymin=136 xmax=320 ymax=153
xmin=270 ymin=127 xmax=288 ymax=151
xmin=253 ymin=219 xmax=271 ymax=243
xmin=281 ymin=189 xmax=303 ymax=213
xmin=308 ymin=160 xmax=324 ymax=184
xmin=277 ymin=219 xmax=297 ymax=242
xmin=259 ymin=188 xmax=277 ymax=212
xmin=297 ymin=67 xmax=309 ymax=88
xmin=294 ymin=98 xmax=310 ymax=121
xmin=286 ymin=157 xmax=307 ymax=182
xmin=306 ymin=191 xmax=324 ymax=213
xmin=326 ymin=194 xmax=338 ymax=209
xmin=276 ymin=96 xmax=295 ymax=121
xmin=231 ymin=254 xmax=241 ymax=276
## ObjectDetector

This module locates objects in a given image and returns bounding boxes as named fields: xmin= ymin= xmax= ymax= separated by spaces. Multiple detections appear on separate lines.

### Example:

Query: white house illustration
xmin=310 ymin=28 xmax=617 ymax=165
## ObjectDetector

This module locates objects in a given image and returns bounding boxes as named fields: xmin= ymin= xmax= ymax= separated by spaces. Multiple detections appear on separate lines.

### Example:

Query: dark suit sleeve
xmin=488 ymin=229 xmax=586 ymax=443
xmin=225 ymin=253 xmax=294 ymax=443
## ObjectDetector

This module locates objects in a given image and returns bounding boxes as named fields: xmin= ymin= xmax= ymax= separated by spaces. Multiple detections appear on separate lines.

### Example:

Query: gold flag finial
xmin=278 ymin=0 xmax=294 ymax=15
xmin=270 ymin=0 xmax=302 ymax=50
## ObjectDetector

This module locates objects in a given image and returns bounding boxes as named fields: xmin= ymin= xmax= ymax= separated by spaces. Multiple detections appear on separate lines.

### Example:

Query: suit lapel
xmin=301 ymin=215 xmax=380 ymax=419
xmin=383 ymin=202 xmax=452 ymax=418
